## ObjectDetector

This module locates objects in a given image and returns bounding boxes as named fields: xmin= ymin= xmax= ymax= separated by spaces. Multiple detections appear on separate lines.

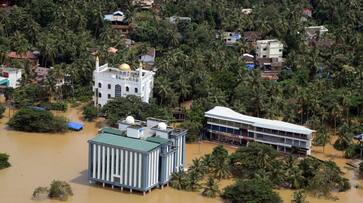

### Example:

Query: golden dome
xmin=119 ymin=63 xmax=131 ymax=71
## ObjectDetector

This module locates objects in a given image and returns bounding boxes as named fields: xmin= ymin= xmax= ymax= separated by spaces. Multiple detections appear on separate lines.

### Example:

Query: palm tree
xmin=202 ymin=177 xmax=220 ymax=198
xmin=189 ymin=158 xmax=206 ymax=178
xmin=170 ymin=171 xmax=188 ymax=190
xmin=186 ymin=169 xmax=202 ymax=191
xmin=291 ymin=190 xmax=308 ymax=203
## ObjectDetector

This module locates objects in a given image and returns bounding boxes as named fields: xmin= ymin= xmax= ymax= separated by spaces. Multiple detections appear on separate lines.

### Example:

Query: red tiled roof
xmin=7 ymin=51 xmax=37 ymax=60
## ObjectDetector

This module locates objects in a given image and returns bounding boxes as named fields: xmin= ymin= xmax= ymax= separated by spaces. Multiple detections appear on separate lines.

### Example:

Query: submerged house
xmin=204 ymin=106 xmax=315 ymax=155
xmin=0 ymin=66 xmax=21 ymax=88
xmin=88 ymin=117 xmax=187 ymax=194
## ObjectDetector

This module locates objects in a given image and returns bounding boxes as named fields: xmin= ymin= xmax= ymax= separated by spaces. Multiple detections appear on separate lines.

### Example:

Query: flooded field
xmin=0 ymin=106 xmax=362 ymax=202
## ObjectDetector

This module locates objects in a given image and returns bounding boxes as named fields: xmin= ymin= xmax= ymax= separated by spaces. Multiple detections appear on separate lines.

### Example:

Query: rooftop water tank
xmin=125 ymin=116 xmax=135 ymax=124
xmin=158 ymin=122 xmax=167 ymax=131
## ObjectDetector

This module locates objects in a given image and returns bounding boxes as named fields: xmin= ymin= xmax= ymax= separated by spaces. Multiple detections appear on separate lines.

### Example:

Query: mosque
xmin=92 ymin=56 xmax=155 ymax=107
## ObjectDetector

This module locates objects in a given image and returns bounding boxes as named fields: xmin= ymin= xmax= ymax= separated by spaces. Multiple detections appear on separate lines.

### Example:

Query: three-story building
xmin=204 ymin=106 xmax=315 ymax=155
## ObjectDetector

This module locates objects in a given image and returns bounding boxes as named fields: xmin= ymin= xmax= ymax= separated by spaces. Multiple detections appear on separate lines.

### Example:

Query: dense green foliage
xmin=0 ymin=153 xmax=11 ymax=169
xmin=171 ymin=143 xmax=350 ymax=199
xmin=170 ymin=145 xmax=229 ymax=193
xmin=1 ymin=1 xmax=361 ymax=137
xmin=291 ymin=190 xmax=308 ymax=203
xmin=8 ymin=108 xmax=68 ymax=132
xmin=39 ymin=101 xmax=68 ymax=111
xmin=202 ymin=177 xmax=220 ymax=198
xmin=12 ymin=84 xmax=49 ymax=107
xmin=0 ymin=105 xmax=5 ymax=118
xmin=344 ymin=144 xmax=361 ymax=159
xmin=83 ymin=105 xmax=98 ymax=121
xmin=33 ymin=180 xmax=73 ymax=201
xmin=101 ymin=95 xmax=172 ymax=125
xmin=32 ymin=187 xmax=49 ymax=201
xmin=48 ymin=180 xmax=73 ymax=201
xmin=222 ymin=178 xmax=282 ymax=203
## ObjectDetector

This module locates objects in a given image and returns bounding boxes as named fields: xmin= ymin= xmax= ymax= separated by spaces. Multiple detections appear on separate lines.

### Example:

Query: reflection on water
xmin=0 ymin=107 xmax=362 ymax=203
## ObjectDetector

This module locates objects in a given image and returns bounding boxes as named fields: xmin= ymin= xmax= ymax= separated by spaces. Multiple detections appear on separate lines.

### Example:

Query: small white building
xmin=104 ymin=11 xmax=126 ymax=22
xmin=241 ymin=8 xmax=252 ymax=15
xmin=132 ymin=0 xmax=154 ymax=9
xmin=256 ymin=39 xmax=283 ymax=59
xmin=305 ymin=26 xmax=328 ymax=40
xmin=139 ymin=48 xmax=156 ymax=70
xmin=222 ymin=32 xmax=242 ymax=45
xmin=93 ymin=57 xmax=155 ymax=107
xmin=168 ymin=16 xmax=191 ymax=24
xmin=0 ymin=67 xmax=21 ymax=88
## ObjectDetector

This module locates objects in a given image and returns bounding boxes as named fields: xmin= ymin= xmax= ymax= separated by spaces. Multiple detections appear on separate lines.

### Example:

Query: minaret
xmin=96 ymin=55 xmax=100 ymax=72
xmin=139 ymin=62 xmax=143 ymax=97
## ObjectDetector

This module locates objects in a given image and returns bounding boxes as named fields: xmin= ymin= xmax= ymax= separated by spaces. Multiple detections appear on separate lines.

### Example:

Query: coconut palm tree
xmin=202 ymin=177 xmax=220 ymax=198
xmin=170 ymin=171 xmax=188 ymax=190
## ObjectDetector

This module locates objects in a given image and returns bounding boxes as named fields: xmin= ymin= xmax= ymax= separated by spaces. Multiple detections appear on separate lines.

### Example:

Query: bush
xmin=83 ymin=106 xmax=98 ymax=121
xmin=32 ymin=187 xmax=49 ymax=201
xmin=8 ymin=108 xmax=68 ymax=132
xmin=49 ymin=180 xmax=73 ymax=201
xmin=0 ymin=153 xmax=11 ymax=169
xmin=0 ymin=105 xmax=5 ymax=118
xmin=359 ymin=162 xmax=363 ymax=175
xmin=291 ymin=190 xmax=308 ymax=203
xmin=39 ymin=101 xmax=68 ymax=111
xmin=344 ymin=144 xmax=361 ymax=159
xmin=12 ymin=84 xmax=49 ymax=107
xmin=222 ymin=178 xmax=282 ymax=203
xmin=338 ymin=178 xmax=351 ymax=192
xmin=333 ymin=138 xmax=350 ymax=151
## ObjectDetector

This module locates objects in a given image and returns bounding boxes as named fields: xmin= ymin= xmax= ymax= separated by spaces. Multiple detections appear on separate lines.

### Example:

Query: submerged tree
xmin=202 ymin=177 xmax=219 ymax=198
xmin=0 ymin=153 xmax=11 ymax=169
xmin=291 ymin=190 xmax=308 ymax=203
xmin=222 ymin=178 xmax=282 ymax=203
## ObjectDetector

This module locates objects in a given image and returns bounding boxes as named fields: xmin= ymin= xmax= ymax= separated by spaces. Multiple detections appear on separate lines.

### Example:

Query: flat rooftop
xmin=89 ymin=133 xmax=160 ymax=153
xmin=205 ymin=106 xmax=314 ymax=135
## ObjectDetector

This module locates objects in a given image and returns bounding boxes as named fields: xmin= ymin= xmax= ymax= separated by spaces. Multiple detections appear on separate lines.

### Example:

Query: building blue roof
xmin=68 ymin=122 xmax=84 ymax=131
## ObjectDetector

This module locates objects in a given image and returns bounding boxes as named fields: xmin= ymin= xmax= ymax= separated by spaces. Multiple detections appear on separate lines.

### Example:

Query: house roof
xmin=7 ymin=51 xmax=37 ymax=60
xmin=89 ymin=133 xmax=160 ymax=152
xmin=205 ymin=106 xmax=314 ymax=135
xmin=243 ymin=31 xmax=262 ymax=42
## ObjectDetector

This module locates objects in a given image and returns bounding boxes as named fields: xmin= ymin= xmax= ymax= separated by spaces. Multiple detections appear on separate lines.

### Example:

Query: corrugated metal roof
xmin=146 ymin=136 xmax=169 ymax=144
xmin=89 ymin=133 xmax=160 ymax=152
xmin=205 ymin=106 xmax=314 ymax=135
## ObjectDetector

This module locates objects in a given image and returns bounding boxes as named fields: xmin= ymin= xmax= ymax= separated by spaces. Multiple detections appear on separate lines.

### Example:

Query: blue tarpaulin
xmin=68 ymin=122 xmax=84 ymax=131
xmin=30 ymin=106 xmax=47 ymax=111
xmin=246 ymin=64 xmax=255 ymax=71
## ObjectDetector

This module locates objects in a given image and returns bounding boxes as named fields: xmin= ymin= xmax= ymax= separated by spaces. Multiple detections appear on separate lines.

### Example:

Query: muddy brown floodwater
xmin=0 ymin=106 xmax=362 ymax=203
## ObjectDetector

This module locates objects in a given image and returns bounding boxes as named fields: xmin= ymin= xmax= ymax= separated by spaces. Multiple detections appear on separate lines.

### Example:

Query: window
xmin=98 ymin=92 xmax=102 ymax=98
xmin=279 ymin=49 xmax=282 ymax=52
xmin=135 ymin=88 xmax=138 ymax=93
xmin=126 ymin=86 xmax=129 ymax=92
xmin=263 ymin=48 xmax=267 ymax=51
xmin=108 ymin=84 xmax=111 ymax=89
xmin=115 ymin=85 xmax=121 ymax=97
xmin=98 ymin=83 xmax=102 ymax=88
xmin=108 ymin=94 xmax=111 ymax=99
xmin=263 ymin=55 xmax=266 ymax=58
